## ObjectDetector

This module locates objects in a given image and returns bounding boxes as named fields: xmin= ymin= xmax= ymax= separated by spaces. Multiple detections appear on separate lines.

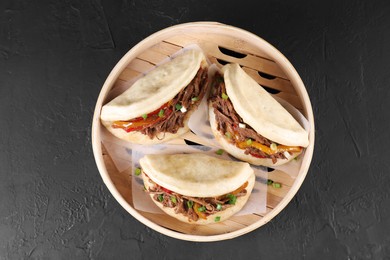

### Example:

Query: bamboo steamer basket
xmin=92 ymin=22 xmax=315 ymax=242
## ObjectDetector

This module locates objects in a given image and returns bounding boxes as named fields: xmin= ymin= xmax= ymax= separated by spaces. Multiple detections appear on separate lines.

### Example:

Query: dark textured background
xmin=1 ymin=0 xmax=390 ymax=259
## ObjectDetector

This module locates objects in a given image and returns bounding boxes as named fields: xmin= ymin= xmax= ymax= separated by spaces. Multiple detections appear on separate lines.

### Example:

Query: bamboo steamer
xmin=91 ymin=22 xmax=315 ymax=242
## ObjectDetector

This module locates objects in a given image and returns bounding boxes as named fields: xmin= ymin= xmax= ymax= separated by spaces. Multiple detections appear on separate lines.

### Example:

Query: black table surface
xmin=1 ymin=0 xmax=390 ymax=259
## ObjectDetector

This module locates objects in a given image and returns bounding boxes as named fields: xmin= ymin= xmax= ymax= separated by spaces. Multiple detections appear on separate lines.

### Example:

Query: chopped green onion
xmin=246 ymin=139 xmax=253 ymax=145
xmin=222 ymin=93 xmax=229 ymax=100
xmin=270 ymin=143 xmax=277 ymax=151
xmin=191 ymin=96 xmax=199 ymax=102
xmin=187 ymin=200 xmax=194 ymax=209
xmin=227 ymin=194 xmax=237 ymax=205
xmin=134 ymin=167 xmax=141 ymax=176
xmin=225 ymin=132 xmax=232 ymax=139
xmin=141 ymin=114 xmax=148 ymax=120
xmin=157 ymin=194 xmax=164 ymax=202
xmin=267 ymin=179 xmax=274 ymax=185
xmin=214 ymin=216 xmax=221 ymax=222
xmin=143 ymin=185 xmax=147 ymax=191
xmin=175 ymin=103 xmax=182 ymax=111
xmin=294 ymin=156 xmax=299 ymax=161
xmin=216 ymin=204 xmax=222 ymax=211
xmin=197 ymin=206 xmax=206 ymax=212
xmin=170 ymin=196 xmax=177 ymax=204
xmin=158 ymin=109 xmax=164 ymax=117
xmin=216 ymin=149 xmax=224 ymax=155
xmin=272 ymin=182 xmax=282 ymax=188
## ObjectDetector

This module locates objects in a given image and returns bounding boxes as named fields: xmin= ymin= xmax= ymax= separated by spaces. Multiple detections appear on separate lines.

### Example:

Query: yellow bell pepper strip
xmin=193 ymin=202 xmax=207 ymax=220
xmin=236 ymin=140 xmax=302 ymax=155
xmin=231 ymin=181 xmax=248 ymax=195
xmin=275 ymin=145 xmax=303 ymax=153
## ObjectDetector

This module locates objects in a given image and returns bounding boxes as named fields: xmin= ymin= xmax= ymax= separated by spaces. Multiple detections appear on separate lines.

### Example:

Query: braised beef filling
xmin=145 ymin=175 xmax=248 ymax=222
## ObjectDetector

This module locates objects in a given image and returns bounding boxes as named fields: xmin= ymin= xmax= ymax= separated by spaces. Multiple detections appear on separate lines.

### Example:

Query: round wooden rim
xmin=91 ymin=21 xmax=315 ymax=242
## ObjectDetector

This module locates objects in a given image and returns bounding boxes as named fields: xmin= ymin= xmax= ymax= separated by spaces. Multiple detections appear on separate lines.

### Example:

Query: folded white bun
xmin=209 ymin=107 xmax=301 ymax=166
xmin=222 ymin=63 xmax=309 ymax=147
xmin=100 ymin=49 xmax=208 ymax=144
xmin=140 ymin=153 xmax=253 ymax=197
xmin=209 ymin=63 xmax=309 ymax=166
xmin=101 ymin=49 xmax=207 ymax=121
xmin=140 ymin=153 xmax=255 ymax=225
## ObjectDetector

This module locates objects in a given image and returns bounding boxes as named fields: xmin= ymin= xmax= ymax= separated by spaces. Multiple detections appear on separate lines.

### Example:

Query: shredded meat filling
xmin=208 ymin=73 xmax=288 ymax=163
xmin=140 ymin=67 xmax=208 ymax=139
xmin=146 ymin=178 xmax=247 ymax=222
